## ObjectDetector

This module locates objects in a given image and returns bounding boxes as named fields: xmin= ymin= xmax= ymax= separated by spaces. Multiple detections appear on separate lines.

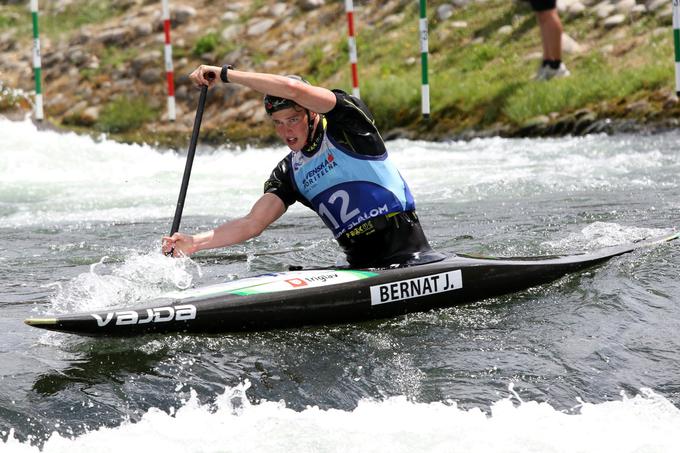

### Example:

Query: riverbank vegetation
xmin=0 ymin=0 xmax=678 ymax=146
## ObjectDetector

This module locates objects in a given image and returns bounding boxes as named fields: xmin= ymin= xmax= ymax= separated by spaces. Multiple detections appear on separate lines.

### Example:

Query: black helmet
xmin=263 ymin=75 xmax=310 ymax=115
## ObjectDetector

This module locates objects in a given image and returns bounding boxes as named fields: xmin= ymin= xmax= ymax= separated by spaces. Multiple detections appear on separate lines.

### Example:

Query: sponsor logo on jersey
xmin=344 ymin=219 xmax=375 ymax=238
xmin=91 ymin=304 xmax=197 ymax=327
xmin=301 ymin=152 xmax=338 ymax=189
xmin=369 ymin=270 xmax=463 ymax=305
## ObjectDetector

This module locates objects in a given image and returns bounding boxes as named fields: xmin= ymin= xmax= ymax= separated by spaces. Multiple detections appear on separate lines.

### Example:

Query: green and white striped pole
xmin=674 ymin=0 xmax=679 ymax=96
xmin=419 ymin=0 xmax=430 ymax=119
xmin=30 ymin=0 xmax=43 ymax=121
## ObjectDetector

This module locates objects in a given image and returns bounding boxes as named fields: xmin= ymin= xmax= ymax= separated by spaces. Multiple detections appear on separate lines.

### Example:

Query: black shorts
xmin=527 ymin=0 xmax=556 ymax=12
xmin=336 ymin=211 xmax=445 ymax=269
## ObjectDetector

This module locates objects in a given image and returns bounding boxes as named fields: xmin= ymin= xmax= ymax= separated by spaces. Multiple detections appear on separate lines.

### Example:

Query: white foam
xmin=2 ymin=119 xmax=678 ymax=227
xmin=0 ymin=117 xmax=286 ymax=227
xmin=543 ymin=222 xmax=674 ymax=251
xmin=388 ymin=134 xmax=678 ymax=202
xmin=43 ymin=250 xmax=201 ymax=314
xmin=2 ymin=383 xmax=678 ymax=453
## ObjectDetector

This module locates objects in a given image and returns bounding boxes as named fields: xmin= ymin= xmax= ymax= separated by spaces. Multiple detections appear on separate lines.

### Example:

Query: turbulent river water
xmin=1 ymin=116 xmax=680 ymax=452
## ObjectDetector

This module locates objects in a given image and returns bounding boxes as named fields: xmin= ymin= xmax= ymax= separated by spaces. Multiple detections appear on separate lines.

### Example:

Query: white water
xmin=1 ymin=117 xmax=675 ymax=228
xmin=3 ymin=382 xmax=679 ymax=453
xmin=44 ymin=252 xmax=201 ymax=314
xmin=3 ymin=116 xmax=680 ymax=451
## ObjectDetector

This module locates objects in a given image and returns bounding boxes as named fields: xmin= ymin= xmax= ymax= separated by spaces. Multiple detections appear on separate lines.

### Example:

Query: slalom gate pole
xmin=419 ymin=0 xmax=430 ymax=119
xmin=30 ymin=0 xmax=43 ymax=121
xmin=162 ymin=0 xmax=176 ymax=121
xmin=345 ymin=0 xmax=360 ymax=98
xmin=674 ymin=0 xmax=680 ymax=96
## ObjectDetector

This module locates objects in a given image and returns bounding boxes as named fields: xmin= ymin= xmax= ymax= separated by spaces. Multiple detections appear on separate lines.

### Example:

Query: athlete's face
xmin=271 ymin=107 xmax=309 ymax=151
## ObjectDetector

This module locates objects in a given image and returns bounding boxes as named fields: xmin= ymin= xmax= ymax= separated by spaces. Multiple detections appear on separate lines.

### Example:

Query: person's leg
xmin=529 ymin=2 xmax=570 ymax=80
xmin=536 ymin=8 xmax=563 ymax=62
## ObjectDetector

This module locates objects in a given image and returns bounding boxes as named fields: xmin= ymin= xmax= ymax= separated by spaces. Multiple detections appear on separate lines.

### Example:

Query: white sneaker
xmin=534 ymin=63 xmax=571 ymax=81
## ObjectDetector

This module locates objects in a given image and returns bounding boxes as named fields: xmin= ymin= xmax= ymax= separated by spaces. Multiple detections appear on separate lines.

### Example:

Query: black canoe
xmin=25 ymin=232 xmax=678 ymax=336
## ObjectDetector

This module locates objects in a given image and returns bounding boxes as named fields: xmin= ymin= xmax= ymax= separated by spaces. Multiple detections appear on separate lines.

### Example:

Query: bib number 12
xmin=318 ymin=190 xmax=359 ymax=229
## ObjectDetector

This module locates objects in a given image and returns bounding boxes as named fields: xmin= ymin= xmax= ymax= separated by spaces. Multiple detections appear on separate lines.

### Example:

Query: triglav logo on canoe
xmin=91 ymin=304 xmax=197 ymax=327
xmin=285 ymin=278 xmax=308 ymax=287
xmin=304 ymin=273 xmax=340 ymax=283
xmin=285 ymin=273 xmax=340 ymax=288
xmin=369 ymin=270 xmax=462 ymax=305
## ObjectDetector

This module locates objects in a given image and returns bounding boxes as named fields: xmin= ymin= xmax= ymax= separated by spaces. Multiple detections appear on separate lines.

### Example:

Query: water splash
xmin=543 ymin=222 xmax=674 ymax=251
xmin=45 ymin=251 xmax=201 ymax=314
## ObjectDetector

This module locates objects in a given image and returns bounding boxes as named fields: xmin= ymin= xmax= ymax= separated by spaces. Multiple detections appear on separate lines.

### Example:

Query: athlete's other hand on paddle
xmin=162 ymin=233 xmax=196 ymax=257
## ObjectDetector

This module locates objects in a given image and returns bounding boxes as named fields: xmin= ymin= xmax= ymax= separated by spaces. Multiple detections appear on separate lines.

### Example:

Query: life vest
xmin=290 ymin=130 xmax=415 ymax=238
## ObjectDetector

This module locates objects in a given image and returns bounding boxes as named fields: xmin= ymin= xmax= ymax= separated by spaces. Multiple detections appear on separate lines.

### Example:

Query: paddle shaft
xmin=169 ymin=74 xmax=213 ymax=236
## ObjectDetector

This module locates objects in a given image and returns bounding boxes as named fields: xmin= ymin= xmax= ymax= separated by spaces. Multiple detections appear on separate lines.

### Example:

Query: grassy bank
xmin=0 ymin=0 xmax=677 ymax=144
xmin=347 ymin=1 xmax=675 ymax=135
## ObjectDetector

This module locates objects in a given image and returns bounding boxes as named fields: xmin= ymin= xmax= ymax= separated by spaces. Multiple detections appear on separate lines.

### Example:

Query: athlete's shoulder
xmin=324 ymin=91 xmax=384 ymax=156
xmin=328 ymin=90 xmax=375 ymax=121
xmin=264 ymin=154 xmax=295 ymax=204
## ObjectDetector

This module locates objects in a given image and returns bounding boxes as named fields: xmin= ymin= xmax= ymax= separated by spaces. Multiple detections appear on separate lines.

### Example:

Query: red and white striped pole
xmin=161 ymin=0 xmax=176 ymax=121
xmin=344 ymin=0 xmax=360 ymax=98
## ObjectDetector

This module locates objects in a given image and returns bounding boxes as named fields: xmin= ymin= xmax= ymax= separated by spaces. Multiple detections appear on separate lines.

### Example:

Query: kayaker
xmin=162 ymin=65 xmax=443 ymax=268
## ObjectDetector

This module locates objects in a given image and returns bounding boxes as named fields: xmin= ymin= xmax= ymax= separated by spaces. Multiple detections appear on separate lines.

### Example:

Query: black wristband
xmin=220 ymin=64 xmax=233 ymax=83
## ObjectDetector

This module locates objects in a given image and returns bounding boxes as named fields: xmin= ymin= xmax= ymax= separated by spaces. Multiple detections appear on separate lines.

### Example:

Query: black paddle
xmin=166 ymin=71 xmax=214 ymax=256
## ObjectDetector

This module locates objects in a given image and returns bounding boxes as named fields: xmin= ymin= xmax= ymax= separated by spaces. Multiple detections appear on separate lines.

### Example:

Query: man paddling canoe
xmin=162 ymin=65 xmax=443 ymax=268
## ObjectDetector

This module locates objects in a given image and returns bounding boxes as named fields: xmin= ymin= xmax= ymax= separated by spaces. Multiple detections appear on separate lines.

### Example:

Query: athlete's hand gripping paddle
xmin=166 ymin=72 xmax=214 ymax=256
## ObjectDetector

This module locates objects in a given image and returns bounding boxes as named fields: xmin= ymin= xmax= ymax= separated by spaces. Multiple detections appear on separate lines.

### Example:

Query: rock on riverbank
xmin=0 ymin=0 xmax=678 ymax=146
